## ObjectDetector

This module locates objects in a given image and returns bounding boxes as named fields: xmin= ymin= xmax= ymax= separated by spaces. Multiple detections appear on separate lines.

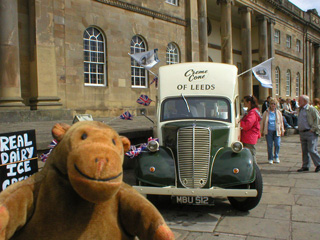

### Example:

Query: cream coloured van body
xmin=156 ymin=62 xmax=241 ymax=144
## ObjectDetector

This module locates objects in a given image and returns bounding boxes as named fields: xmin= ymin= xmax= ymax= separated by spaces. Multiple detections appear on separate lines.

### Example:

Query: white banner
xmin=252 ymin=58 xmax=273 ymax=88
xmin=129 ymin=49 xmax=160 ymax=70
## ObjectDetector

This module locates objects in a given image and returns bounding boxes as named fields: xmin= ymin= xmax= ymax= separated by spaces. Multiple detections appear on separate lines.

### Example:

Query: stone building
xmin=0 ymin=0 xmax=319 ymax=120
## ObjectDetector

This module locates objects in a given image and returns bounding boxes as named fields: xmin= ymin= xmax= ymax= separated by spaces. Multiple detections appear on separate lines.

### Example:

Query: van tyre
xmin=228 ymin=163 xmax=263 ymax=211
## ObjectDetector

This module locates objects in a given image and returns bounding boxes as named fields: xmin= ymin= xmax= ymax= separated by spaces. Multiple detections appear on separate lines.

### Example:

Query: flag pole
xmin=147 ymin=69 xmax=158 ymax=78
xmin=237 ymin=68 xmax=252 ymax=77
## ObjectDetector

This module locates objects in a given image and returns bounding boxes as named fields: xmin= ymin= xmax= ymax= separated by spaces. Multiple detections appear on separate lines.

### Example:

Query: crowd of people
xmin=240 ymin=94 xmax=320 ymax=172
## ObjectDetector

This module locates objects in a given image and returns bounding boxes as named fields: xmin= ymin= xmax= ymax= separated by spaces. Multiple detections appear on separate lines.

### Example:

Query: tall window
xmin=286 ymin=35 xmax=291 ymax=48
xmin=286 ymin=70 xmax=291 ymax=96
xmin=166 ymin=42 xmax=180 ymax=65
xmin=83 ymin=27 xmax=106 ymax=86
xmin=296 ymin=73 xmax=300 ymax=97
xmin=275 ymin=67 xmax=280 ymax=95
xmin=166 ymin=0 xmax=178 ymax=6
xmin=296 ymin=39 xmax=301 ymax=52
xmin=274 ymin=29 xmax=280 ymax=44
xmin=130 ymin=35 xmax=148 ymax=88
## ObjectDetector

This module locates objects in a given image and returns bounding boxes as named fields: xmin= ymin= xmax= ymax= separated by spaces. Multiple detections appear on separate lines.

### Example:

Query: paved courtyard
xmin=1 ymin=119 xmax=319 ymax=239
xmin=169 ymin=134 xmax=320 ymax=240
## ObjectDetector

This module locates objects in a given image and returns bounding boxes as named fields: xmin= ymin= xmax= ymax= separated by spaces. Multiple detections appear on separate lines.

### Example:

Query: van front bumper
xmin=133 ymin=185 xmax=257 ymax=197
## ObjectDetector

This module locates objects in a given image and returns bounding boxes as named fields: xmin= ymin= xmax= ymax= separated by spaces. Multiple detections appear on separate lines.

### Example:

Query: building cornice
xmin=264 ymin=0 xmax=320 ymax=33
xmin=306 ymin=33 xmax=320 ymax=44
xmin=94 ymin=0 xmax=187 ymax=27
xmin=275 ymin=50 xmax=303 ymax=63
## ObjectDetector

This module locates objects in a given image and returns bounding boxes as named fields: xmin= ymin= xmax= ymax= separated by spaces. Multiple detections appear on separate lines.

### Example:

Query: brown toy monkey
xmin=0 ymin=121 xmax=175 ymax=240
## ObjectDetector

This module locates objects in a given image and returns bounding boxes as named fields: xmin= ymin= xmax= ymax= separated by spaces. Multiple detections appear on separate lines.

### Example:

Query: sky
xmin=289 ymin=0 xmax=320 ymax=14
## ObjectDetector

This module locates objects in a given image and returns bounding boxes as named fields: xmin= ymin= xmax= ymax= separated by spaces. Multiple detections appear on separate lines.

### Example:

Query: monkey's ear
xmin=120 ymin=136 xmax=131 ymax=152
xmin=52 ymin=123 xmax=71 ymax=142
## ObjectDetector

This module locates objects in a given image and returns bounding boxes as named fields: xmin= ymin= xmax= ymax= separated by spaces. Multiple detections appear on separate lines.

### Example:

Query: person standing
xmin=261 ymin=98 xmax=285 ymax=164
xmin=240 ymin=95 xmax=262 ymax=163
xmin=313 ymin=98 xmax=320 ymax=112
xmin=261 ymin=96 xmax=271 ymax=114
xmin=291 ymin=99 xmax=299 ymax=111
xmin=297 ymin=95 xmax=320 ymax=172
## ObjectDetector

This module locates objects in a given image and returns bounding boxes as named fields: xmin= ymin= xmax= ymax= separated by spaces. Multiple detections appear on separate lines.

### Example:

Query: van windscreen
xmin=161 ymin=97 xmax=231 ymax=122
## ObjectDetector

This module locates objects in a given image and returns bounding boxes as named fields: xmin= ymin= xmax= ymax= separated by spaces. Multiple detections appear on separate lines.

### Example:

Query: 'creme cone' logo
xmin=184 ymin=69 xmax=209 ymax=82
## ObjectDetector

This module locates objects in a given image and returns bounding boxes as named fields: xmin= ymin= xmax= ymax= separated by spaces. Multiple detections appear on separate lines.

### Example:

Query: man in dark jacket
xmin=262 ymin=96 xmax=271 ymax=114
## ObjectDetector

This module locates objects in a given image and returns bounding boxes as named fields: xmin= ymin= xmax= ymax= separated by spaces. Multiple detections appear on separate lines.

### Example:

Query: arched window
xmin=166 ymin=42 xmax=180 ymax=65
xmin=130 ymin=35 xmax=148 ymax=88
xmin=166 ymin=0 xmax=178 ymax=6
xmin=275 ymin=67 xmax=280 ymax=95
xmin=83 ymin=27 xmax=106 ymax=86
xmin=286 ymin=70 xmax=291 ymax=96
xmin=296 ymin=73 xmax=300 ymax=97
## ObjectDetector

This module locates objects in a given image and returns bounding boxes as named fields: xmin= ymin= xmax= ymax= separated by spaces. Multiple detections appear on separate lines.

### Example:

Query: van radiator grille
xmin=177 ymin=126 xmax=211 ymax=188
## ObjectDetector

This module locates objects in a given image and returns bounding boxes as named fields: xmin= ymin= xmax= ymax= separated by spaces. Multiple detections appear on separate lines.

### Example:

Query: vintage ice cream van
xmin=133 ymin=62 xmax=262 ymax=211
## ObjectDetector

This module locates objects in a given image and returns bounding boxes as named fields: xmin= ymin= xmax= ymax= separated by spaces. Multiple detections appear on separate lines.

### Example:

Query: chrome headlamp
xmin=231 ymin=141 xmax=243 ymax=153
xmin=147 ymin=140 xmax=159 ymax=152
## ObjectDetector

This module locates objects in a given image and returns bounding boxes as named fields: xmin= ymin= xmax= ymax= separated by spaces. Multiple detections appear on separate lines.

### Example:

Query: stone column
xmin=302 ymin=36 xmax=306 ymax=94
xmin=198 ymin=0 xmax=208 ymax=62
xmin=257 ymin=15 xmax=269 ymax=102
xmin=314 ymin=44 xmax=320 ymax=98
xmin=0 ymin=0 xmax=25 ymax=107
xmin=186 ymin=0 xmax=200 ymax=62
xmin=267 ymin=19 xmax=275 ymax=59
xmin=29 ymin=0 xmax=61 ymax=109
xmin=239 ymin=7 xmax=253 ymax=98
xmin=305 ymin=39 xmax=310 ymax=95
xmin=308 ymin=41 xmax=313 ymax=98
xmin=217 ymin=0 xmax=234 ymax=64
xmin=268 ymin=18 xmax=275 ymax=97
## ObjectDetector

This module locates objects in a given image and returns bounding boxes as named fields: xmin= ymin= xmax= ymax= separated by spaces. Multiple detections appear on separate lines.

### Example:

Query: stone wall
xmin=52 ymin=0 xmax=186 ymax=117
xmin=7 ymin=0 xmax=320 ymax=120
xmin=273 ymin=9 xmax=305 ymax=99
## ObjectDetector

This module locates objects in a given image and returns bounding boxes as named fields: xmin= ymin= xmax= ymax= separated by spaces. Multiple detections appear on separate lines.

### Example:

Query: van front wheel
xmin=228 ymin=164 xmax=263 ymax=211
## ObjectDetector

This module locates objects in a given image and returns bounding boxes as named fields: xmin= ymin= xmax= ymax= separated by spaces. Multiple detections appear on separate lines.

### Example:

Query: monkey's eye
xmin=112 ymin=139 xmax=116 ymax=145
xmin=81 ymin=133 xmax=88 ymax=140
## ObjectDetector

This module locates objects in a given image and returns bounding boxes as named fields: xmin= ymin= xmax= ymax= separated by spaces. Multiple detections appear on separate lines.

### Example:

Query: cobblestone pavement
xmin=168 ymin=134 xmax=320 ymax=240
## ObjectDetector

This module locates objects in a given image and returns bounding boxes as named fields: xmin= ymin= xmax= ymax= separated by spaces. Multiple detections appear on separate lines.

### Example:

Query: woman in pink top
xmin=240 ymin=95 xmax=262 ymax=163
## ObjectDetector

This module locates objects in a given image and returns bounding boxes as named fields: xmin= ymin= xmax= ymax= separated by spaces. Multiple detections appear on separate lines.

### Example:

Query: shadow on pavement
xmin=261 ymin=168 xmax=317 ymax=174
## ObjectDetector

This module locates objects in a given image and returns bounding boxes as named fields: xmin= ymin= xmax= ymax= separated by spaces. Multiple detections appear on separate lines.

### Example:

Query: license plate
xmin=175 ymin=196 xmax=214 ymax=205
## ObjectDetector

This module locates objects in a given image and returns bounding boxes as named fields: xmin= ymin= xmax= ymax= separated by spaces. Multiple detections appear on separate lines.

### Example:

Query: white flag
xmin=129 ymin=49 xmax=160 ymax=70
xmin=261 ymin=83 xmax=273 ymax=88
xmin=252 ymin=58 xmax=273 ymax=88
